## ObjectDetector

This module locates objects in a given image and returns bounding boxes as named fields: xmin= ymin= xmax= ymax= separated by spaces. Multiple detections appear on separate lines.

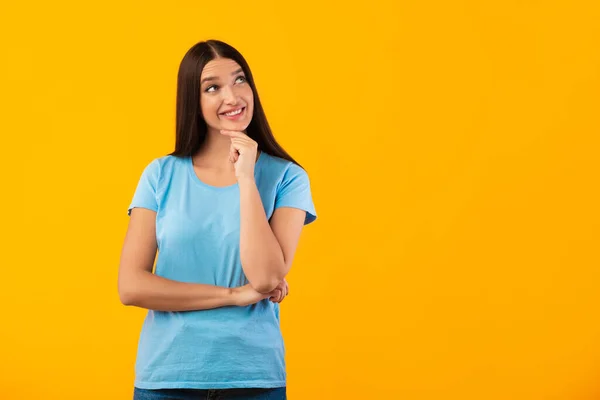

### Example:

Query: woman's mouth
xmin=220 ymin=107 xmax=246 ymax=120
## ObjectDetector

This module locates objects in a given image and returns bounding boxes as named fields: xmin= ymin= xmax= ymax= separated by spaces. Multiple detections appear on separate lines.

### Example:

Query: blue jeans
xmin=133 ymin=387 xmax=286 ymax=400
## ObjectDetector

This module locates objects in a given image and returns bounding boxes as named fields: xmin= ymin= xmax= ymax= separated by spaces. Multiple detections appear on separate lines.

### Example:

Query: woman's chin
xmin=220 ymin=121 xmax=250 ymax=132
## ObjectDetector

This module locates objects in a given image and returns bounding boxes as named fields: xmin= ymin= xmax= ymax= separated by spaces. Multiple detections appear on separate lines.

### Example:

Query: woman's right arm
xmin=118 ymin=207 xmax=273 ymax=311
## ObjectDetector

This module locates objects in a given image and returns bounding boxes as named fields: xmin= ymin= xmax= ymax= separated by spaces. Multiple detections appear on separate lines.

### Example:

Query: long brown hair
xmin=169 ymin=39 xmax=300 ymax=167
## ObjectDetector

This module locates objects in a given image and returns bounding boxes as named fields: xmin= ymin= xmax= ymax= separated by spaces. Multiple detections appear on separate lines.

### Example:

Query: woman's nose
xmin=222 ymin=85 xmax=238 ymax=103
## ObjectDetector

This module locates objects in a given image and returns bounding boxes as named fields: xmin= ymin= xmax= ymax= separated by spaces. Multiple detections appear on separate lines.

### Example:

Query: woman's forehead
xmin=201 ymin=58 xmax=242 ymax=78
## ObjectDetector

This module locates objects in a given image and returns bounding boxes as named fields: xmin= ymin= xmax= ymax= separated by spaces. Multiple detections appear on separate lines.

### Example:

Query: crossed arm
xmin=118 ymin=183 xmax=306 ymax=311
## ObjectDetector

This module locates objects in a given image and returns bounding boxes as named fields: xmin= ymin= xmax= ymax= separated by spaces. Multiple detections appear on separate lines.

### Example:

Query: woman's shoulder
xmin=153 ymin=154 xmax=189 ymax=168
xmin=137 ymin=154 xmax=187 ymax=181
xmin=260 ymin=152 xmax=305 ymax=174
xmin=155 ymin=154 xmax=186 ymax=167
xmin=259 ymin=152 xmax=310 ymax=188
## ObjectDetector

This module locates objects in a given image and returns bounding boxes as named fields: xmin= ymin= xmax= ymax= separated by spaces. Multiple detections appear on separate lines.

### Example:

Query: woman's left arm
xmin=238 ymin=178 xmax=306 ymax=293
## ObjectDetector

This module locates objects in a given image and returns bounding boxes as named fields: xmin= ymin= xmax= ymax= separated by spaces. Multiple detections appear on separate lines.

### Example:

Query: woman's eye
xmin=205 ymin=77 xmax=245 ymax=93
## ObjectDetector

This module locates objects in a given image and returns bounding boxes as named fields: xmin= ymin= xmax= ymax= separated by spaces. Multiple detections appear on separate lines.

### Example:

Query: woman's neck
xmin=193 ymin=128 xmax=233 ymax=168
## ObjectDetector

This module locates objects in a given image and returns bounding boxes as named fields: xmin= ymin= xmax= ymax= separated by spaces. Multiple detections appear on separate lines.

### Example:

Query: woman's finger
xmin=269 ymin=288 xmax=281 ymax=302
xmin=269 ymin=290 xmax=278 ymax=302
xmin=231 ymin=138 xmax=255 ymax=149
xmin=220 ymin=130 xmax=247 ymax=138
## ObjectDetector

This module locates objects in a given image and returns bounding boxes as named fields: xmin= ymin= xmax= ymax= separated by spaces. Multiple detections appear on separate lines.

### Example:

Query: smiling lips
xmin=220 ymin=107 xmax=245 ymax=120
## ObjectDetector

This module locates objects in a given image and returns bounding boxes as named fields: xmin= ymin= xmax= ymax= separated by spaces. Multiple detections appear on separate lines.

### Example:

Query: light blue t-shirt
xmin=127 ymin=151 xmax=316 ymax=390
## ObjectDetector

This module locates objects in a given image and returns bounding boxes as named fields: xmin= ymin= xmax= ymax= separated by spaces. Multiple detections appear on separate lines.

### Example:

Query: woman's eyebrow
xmin=201 ymin=68 xmax=244 ymax=84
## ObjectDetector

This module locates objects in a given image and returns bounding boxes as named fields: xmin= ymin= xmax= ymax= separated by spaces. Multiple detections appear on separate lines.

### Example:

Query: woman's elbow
xmin=119 ymin=290 xmax=135 ymax=306
xmin=119 ymin=287 xmax=135 ymax=306
xmin=250 ymin=275 xmax=284 ymax=294
xmin=118 ymin=276 xmax=138 ymax=306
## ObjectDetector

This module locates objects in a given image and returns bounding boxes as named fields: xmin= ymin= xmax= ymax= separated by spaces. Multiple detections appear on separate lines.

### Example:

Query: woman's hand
xmin=219 ymin=130 xmax=258 ymax=181
xmin=232 ymin=280 xmax=289 ymax=306
xmin=268 ymin=279 xmax=289 ymax=303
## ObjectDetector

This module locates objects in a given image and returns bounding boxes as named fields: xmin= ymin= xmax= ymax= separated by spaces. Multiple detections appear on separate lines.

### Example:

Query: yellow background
xmin=1 ymin=1 xmax=599 ymax=399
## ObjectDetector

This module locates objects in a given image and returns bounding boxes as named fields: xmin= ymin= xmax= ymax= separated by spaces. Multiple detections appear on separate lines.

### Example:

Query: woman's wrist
xmin=237 ymin=176 xmax=256 ymax=187
xmin=229 ymin=286 xmax=241 ymax=306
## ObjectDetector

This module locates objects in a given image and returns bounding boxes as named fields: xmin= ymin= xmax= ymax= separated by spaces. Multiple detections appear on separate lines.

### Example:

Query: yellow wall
xmin=1 ymin=1 xmax=599 ymax=399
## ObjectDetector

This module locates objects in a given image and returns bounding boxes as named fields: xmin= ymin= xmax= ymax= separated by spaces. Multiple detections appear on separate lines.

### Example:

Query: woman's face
xmin=199 ymin=58 xmax=254 ymax=132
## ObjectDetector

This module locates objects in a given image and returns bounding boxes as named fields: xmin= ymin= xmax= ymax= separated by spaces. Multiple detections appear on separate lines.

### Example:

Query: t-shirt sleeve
xmin=274 ymin=163 xmax=317 ymax=225
xmin=127 ymin=159 xmax=160 ymax=216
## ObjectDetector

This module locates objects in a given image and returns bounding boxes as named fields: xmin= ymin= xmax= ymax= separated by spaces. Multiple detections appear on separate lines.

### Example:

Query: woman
xmin=118 ymin=39 xmax=317 ymax=400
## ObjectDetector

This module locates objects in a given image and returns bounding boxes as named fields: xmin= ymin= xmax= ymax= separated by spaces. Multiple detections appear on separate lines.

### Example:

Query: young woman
xmin=118 ymin=39 xmax=317 ymax=400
